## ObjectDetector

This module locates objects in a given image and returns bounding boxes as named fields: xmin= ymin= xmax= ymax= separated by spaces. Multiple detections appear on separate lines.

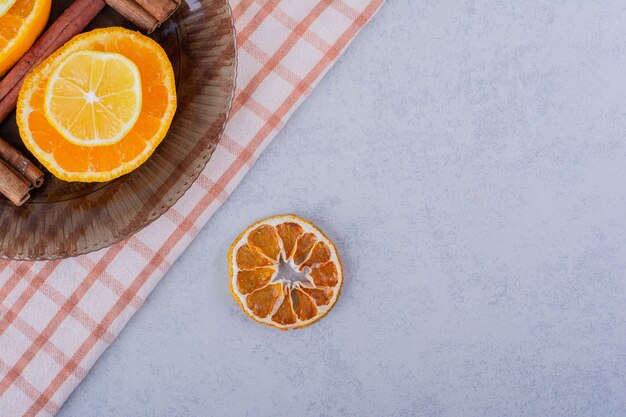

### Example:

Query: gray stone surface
xmin=57 ymin=1 xmax=626 ymax=416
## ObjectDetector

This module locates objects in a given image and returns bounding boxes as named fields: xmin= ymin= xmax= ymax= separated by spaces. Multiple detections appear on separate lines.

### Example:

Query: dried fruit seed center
xmin=272 ymin=259 xmax=311 ymax=287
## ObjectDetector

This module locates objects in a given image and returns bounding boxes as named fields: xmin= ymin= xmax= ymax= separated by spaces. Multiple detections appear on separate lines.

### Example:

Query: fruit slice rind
xmin=229 ymin=214 xmax=343 ymax=330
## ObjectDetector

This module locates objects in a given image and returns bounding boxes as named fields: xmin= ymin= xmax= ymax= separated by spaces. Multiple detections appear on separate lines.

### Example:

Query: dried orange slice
xmin=0 ymin=0 xmax=51 ymax=76
xmin=44 ymin=50 xmax=143 ymax=147
xmin=17 ymin=27 xmax=177 ymax=182
xmin=229 ymin=215 xmax=343 ymax=330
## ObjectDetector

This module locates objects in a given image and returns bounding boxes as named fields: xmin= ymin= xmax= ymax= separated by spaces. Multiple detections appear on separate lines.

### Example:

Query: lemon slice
xmin=0 ymin=0 xmax=17 ymax=18
xmin=44 ymin=50 xmax=143 ymax=147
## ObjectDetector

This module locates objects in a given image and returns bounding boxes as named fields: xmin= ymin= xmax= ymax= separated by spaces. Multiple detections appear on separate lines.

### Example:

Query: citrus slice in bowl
xmin=0 ymin=0 xmax=17 ymax=18
xmin=0 ymin=0 xmax=51 ymax=76
xmin=17 ymin=27 xmax=177 ymax=182
xmin=44 ymin=50 xmax=143 ymax=147
xmin=229 ymin=215 xmax=344 ymax=330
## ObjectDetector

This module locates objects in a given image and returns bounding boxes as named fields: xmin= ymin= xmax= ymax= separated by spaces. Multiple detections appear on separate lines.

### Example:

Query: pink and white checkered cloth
xmin=0 ymin=0 xmax=384 ymax=415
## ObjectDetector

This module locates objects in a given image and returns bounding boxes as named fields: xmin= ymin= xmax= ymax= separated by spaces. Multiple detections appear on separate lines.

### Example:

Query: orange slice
xmin=0 ymin=0 xmax=51 ymax=76
xmin=0 ymin=0 xmax=18 ymax=18
xmin=229 ymin=215 xmax=343 ymax=330
xmin=17 ymin=27 xmax=177 ymax=182
xmin=44 ymin=50 xmax=143 ymax=147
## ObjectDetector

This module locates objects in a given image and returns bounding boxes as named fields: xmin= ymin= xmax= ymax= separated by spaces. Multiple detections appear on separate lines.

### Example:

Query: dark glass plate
xmin=0 ymin=0 xmax=236 ymax=260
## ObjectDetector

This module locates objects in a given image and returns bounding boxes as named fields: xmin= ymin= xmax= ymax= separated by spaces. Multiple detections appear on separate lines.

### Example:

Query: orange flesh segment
xmin=309 ymin=262 xmax=339 ymax=287
xmin=17 ymin=28 xmax=176 ymax=182
xmin=236 ymin=244 xmax=273 ymax=269
xmin=246 ymin=283 xmax=282 ymax=318
xmin=300 ymin=241 xmax=332 ymax=270
xmin=1 ymin=0 xmax=30 ymax=20
xmin=29 ymin=86 xmax=156 ymax=172
xmin=292 ymin=233 xmax=317 ymax=266
xmin=272 ymin=287 xmax=297 ymax=325
xmin=0 ymin=0 xmax=49 ymax=76
xmin=291 ymin=287 xmax=318 ymax=320
xmin=276 ymin=222 xmax=304 ymax=261
xmin=236 ymin=268 xmax=275 ymax=295
xmin=300 ymin=286 xmax=334 ymax=306
xmin=28 ymin=73 xmax=160 ymax=170
xmin=248 ymin=225 xmax=281 ymax=261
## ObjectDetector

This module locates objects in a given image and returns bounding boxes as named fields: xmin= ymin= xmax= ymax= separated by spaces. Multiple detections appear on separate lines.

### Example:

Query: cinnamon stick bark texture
xmin=134 ymin=0 xmax=181 ymax=22
xmin=135 ymin=0 xmax=181 ymax=23
xmin=105 ymin=0 xmax=160 ymax=33
xmin=0 ymin=160 xmax=31 ymax=206
xmin=0 ymin=137 xmax=44 ymax=188
xmin=0 ymin=0 xmax=107 ymax=123
xmin=105 ymin=0 xmax=181 ymax=33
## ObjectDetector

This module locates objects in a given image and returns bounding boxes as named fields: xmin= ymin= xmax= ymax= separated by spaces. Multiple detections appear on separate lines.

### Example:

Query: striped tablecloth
xmin=0 ymin=1 xmax=384 ymax=415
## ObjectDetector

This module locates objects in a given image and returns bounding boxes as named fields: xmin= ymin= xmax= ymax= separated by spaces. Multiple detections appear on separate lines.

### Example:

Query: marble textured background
xmin=57 ymin=1 xmax=626 ymax=416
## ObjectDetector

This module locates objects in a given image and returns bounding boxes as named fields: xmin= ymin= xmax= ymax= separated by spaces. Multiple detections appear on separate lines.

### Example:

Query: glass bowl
xmin=0 ymin=0 xmax=237 ymax=260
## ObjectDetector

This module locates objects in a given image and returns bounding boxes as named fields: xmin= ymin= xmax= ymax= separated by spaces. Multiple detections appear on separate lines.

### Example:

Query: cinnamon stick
xmin=105 ymin=0 xmax=160 ymax=34
xmin=0 ymin=137 xmax=44 ymax=188
xmin=134 ymin=0 xmax=181 ymax=22
xmin=105 ymin=0 xmax=181 ymax=34
xmin=0 ymin=160 xmax=31 ymax=206
xmin=0 ymin=0 xmax=107 ymax=123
